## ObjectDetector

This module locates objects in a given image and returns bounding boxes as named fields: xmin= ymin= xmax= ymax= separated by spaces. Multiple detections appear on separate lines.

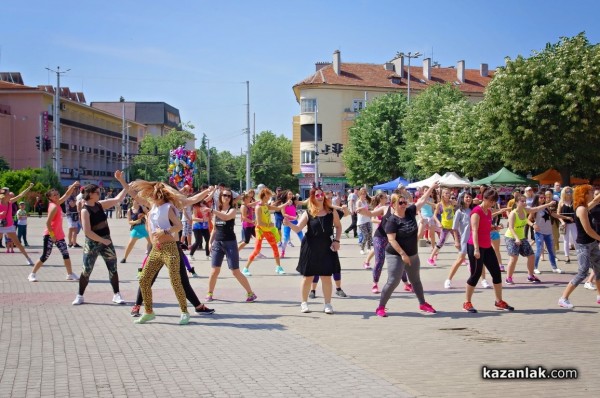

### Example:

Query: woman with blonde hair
xmin=558 ymin=185 xmax=600 ymax=309
xmin=284 ymin=187 xmax=342 ymax=314
xmin=558 ymin=186 xmax=577 ymax=263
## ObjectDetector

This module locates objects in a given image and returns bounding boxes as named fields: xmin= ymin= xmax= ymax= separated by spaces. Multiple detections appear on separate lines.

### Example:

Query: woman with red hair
xmin=558 ymin=185 xmax=600 ymax=309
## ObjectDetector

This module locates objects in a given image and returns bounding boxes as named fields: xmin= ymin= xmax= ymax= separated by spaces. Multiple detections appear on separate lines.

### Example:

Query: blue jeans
xmin=534 ymin=232 xmax=557 ymax=270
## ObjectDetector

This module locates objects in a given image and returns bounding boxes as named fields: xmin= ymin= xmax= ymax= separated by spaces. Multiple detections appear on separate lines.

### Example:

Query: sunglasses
xmin=398 ymin=201 xmax=407 ymax=205
xmin=222 ymin=194 xmax=232 ymax=198
xmin=315 ymin=193 xmax=324 ymax=199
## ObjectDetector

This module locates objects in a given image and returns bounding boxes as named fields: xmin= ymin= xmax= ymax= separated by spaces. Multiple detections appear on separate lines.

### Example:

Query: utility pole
xmin=121 ymin=97 xmax=126 ymax=172
xmin=206 ymin=138 xmax=211 ymax=185
xmin=397 ymin=51 xmax=422 ymax=104
xmin=245 ymin=81 xmax=251 ymax=190
xmin=46 ymin=66 xmax=70 ymax=179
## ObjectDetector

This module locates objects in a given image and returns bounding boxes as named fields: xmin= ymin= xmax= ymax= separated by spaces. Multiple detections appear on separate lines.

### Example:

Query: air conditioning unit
xmin=60 ymin=103 xmax=67 ymax=111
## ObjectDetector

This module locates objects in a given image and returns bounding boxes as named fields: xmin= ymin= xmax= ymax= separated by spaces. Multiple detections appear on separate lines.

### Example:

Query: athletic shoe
xmin=463 ymin=301 xmax=477 ymax=313
xmin=205 ymin=292 xmax=214 ymax=302
xmin=300 ymin=302 xmax=311 ymax=313
xmin=191 ymin=272 xmax=199 ymax=278
xmin=495 ymin=300 xmax=515 ymax=311
xmin=119 ymin=258 xmax=126 ymax=264
xmin=444 ymin=279 xmax=452 ymax=289
xmin=308 ymin=290 xmax=316 ymax=299
xmin=558 ymin=297 xmax=574 ymax=309
xmin=584 ymin=281 xmax=596 ymax=290
xmin=137 ymin=269 xmax=143 ymax=280
xmin=461 ymin=259 xmax=467 ymax=265
xmin=275 ymin=266 xmax=286 ymax=275
xmin=189 ymin=256 xmax=196 ymax=261
xmin=112 ymin=293 xmax=125 ymax=305
xmin=499 ymin=265 xmax=506 ymax=272
xmin=134 ymin=313 xmax=156 ymax=324
xmin=195 ymin=304 xmax=215 ymax=315
xmin=360 ymin=250 xmax=366 ymax=255
xmin=72 ymin=294 xmax=84 ymax=305
xmin=371 ymin=283 xmax=380 ymax=294
xmin=597 ymin=295 xmax=600 ymax=305
xmin=27 ymin=273 xmax=37 ymax=282
xmin=505 ymin=277 xmax=514 ymax=285
xmin=74 ymin=244 xmax=82 ymax=248
xmin=287 ymin=241 xmax=294 ymax=247
xmin=66 ymin=273 xmax=80 ymax=281
xmin=552 ymin=268 xmax=564 ymax=274
xmin=527 ymin=275 xmax=541 ymax=283
xmin=565 ymin=257 xmax=571 ymax=264
xmin=336 ymin=289 xmax=347 ymax=298
xmin=280 ymin=250 xmax=285 ymax=258
xmin=257 ymin=253 xmax=267 ymax=259
xmin=242 ymin=268 xmax=251 ymax=277
xmin=344 ymin=232 xmax=349 ymax=239
xmin=26 ymin=258 xmax=34 ymax=266
xmin=246 ymin=293 xmax=257 ymax=302
xmin=533 ymin=269 xmax=541 ymax=275
xmin=179 ymin=313 xmax=191 ymax=325
xmin=481 ymin=279 xmax=491 ymax=289
xmin=404 ymin=283 xmax=413 ymax=293
xmin=363 ymin=262 xmax=371 ymax=270
xmin=68 ymin=244 xmax=73 ymax=248
xmin=419 ymin=302 xmax=437 ymax=314
xmin=375 ymin=306 xmax=388 ymax=317
xmin=130 ymin=305 xmax=141 ymax=317
xmin=324 ymin=303 xmax=334 ymax=314
xmin=427 ymin=258 xmax=436 ymax=266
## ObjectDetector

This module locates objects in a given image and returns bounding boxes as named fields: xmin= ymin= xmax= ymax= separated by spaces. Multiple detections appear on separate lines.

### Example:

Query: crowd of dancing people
xmin=1 ymin=174 xmax=599 ymax=323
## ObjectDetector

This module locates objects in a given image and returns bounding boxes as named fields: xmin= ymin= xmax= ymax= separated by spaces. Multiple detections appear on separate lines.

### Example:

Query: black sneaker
xmin=195 ymin=304 xmax=215 ymax=315
xmin=309 ymin=290 xmax=316 ymax=299
xmin=336 ymin=289 xmax=347 ymax=298
xmin=120 ymin=258 xmax=126 ymax=263
xmin=74 ymin=244 xmax=82 ymax=248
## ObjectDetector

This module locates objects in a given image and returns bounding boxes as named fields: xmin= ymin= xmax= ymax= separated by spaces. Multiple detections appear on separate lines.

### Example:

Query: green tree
xmin=480 ymin=32 xmax=600 ymax=184
xmin=250 ymin=131 xmax=296 ymax=191
xmin=342 ymin=93 xmax=408 ymax=185
xmin=0 ymin=156 xmax=9 ymax=172
xmin=401 ymin=84 xmax=467 ymax=179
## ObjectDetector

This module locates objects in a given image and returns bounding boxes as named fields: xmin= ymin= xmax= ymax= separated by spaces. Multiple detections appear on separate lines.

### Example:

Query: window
xmin=300 ymin=124 xmax=322 ymax=142
xmin=301 ymin=98 xmax=316 ymax=113
xmin=301 ymin=150 xmax=315 ymax=164
xmin=352 ymin=99 xmax=366 ymax=112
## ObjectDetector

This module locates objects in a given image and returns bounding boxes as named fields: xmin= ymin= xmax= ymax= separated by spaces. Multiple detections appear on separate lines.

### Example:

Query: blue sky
xmin=2 ymin=1 xmax=599 ymax=154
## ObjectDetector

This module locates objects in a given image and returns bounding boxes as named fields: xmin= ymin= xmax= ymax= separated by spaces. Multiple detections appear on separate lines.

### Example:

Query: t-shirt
xmin=44 ymin=202 xmax=66 ymax=240
xmin=384 ymin=204 xmax=419 ymax=256
xmin=16 ymin=209 xmax=28 ymax=226
xmin=468 ymin=205 xmax=492 ymax=248
xmin=452 ymin=208 xmax=471 ymax=249
xmin=534 ymin=209 xmax=553 ymax=235
xmin=356 ymin=199 xmax=371 ymax=225
xmin=347 ymin=193 xmax=358 ymax=213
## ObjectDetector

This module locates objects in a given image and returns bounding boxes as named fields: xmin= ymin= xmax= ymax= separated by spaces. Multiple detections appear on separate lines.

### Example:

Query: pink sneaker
xmin=371 ymin=283 xmax=379 ymax=294
xmin=419 ymin=302 xmax=437 ymax=314
xmin=375 ymin=306 xmax=388 ymax=317
xmin=427 ymin=258 xmax=436 ymax=266
xmin=404 ymin=283 xmax=413 ymax=293
xmin=280 ymin=250 xmax=285 ymax=258
xmin=500 ymin=265 xmax=506 ymax=272
xmin=363 ymin=262 xmax=372 ymax=270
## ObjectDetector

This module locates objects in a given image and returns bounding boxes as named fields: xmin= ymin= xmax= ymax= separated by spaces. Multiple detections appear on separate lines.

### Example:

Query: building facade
xmin=0 ymin=74 xmax=145 ymax=187
xmin=292 ymin=50 xmax=493 ymax=197
xmin=91 ymin=101 xmax=181 ymax=137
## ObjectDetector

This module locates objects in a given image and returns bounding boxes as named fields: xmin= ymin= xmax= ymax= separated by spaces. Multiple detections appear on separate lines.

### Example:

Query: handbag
xmin=559 ymin=224 xmax=566 ymax=235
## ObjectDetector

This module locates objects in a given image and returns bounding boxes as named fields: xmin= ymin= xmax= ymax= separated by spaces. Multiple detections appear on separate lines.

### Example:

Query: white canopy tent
xmin=407 ymin=173 xmax=441 ymax=189
xmin=438 ymin=172 xmax=471 ymax=188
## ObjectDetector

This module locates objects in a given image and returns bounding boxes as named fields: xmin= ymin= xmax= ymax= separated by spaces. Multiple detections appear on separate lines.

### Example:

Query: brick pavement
xmin=0 ymin=215 xmax=598 ymax=397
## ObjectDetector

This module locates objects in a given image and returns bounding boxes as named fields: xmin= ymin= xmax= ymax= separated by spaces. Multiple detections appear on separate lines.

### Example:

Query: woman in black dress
xmin=284 ymin=187 xmax=342 ymax=314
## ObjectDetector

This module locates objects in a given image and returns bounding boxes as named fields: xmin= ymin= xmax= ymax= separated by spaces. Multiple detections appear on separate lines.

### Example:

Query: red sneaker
xmin=463 ymin=301 xmax=477 ymax=313
xmin=495 ymin=300 xmax=515 ymax=311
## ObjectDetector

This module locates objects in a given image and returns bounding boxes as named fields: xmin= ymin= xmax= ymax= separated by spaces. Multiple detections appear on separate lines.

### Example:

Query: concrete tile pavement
xmin=0 ymin=214 xmax=598 ymax=397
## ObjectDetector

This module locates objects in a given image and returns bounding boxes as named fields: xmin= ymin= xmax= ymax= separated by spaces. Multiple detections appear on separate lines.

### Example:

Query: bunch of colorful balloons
xmin=168 ymin=146 xmax=197 ymax=188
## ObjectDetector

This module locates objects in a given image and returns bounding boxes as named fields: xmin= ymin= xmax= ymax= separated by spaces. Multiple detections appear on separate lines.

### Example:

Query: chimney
xmin=480 ymin=63 xmax=489 ymax=77
xmin=392 ymin=56 xmax=405 ymax=78
xmin=457 ymin=60 xmax=465 ymax=83
xmin=315 ymin=62 xmax=330 ymax=72
xmin=333 ymin=50 xmax=341 ymax=75
xmin=384 ymin=62 xmax=394 ymax=71
xmin=423 ymin=58 xmax=431 ymax=80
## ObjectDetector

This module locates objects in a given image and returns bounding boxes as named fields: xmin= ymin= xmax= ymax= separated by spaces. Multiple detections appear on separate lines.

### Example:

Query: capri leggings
xmin=358 ymin=223 xmax=373 ymax=251
xmin=436 ymin=228 xmax=455 ymax=249
xmin=190 ymin=228 xmax=210 ymax=256
xmin=40 ymin=235 xmax=70 ymax=262
xmin=379 ymin=254 xmax=424 ymax=307
xmin=243 ymin=226 xmax=256 ymax=244
xmin=313 ymin=273 xmax=341 ymax=283
xmin=466 ymin=244 xmax=502 ymax=286
xmin=249 ymin=231 xmax=279 ymax=261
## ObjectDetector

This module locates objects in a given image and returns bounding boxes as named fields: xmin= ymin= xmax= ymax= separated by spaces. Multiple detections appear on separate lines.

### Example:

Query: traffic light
xmin=43 ymin=138 xmax=52 ymax=152
xmin=35 ymin=136 xmax=41 ymax=150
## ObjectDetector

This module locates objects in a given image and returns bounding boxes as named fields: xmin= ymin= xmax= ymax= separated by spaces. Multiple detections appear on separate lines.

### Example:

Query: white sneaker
xmin=66 ymin=273 xmax=80 ymax=281
xmin=553 ymin=268 xmax=563 ymax=274
xmin=444 ymin=279 xmax=452 ymax=289
xmin=27 ymin=273 xmax=37 ymax=282
xmin=287 ymin=241 xmax=294 ymax=247
xmin=72 ymin=294 xmax=84 ymax=305
xmin=300 ymin=302 xmax=310 ymax=313
xmin=360 ymin=250 xmax=366 ymax=255
xmin=324 ymin=303 xmax=334 ymax=314
xmin=26 ymin=259 xmax=34 ymax=266
xmin=584 ymin=281 xmax=595 ymax=290
xmin=112 ymin=293 xmax=125 ymax=305
xmin=481 ymin=279 xmax=491 ymax=289
xmin=533 ymin=269 xmax=541 ymax=275
xmin=189 ymin=256 xmax=196 ymax=261
xmin=558 ymin=297 xmax=574 ymax=309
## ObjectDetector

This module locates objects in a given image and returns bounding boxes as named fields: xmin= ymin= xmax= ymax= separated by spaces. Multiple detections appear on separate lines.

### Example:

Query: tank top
xmin=560 ymin=203 xmax=575 ymax=224
xmin=148 ymin=202 xmax=172 ymax=233
xmin=505 ymin=210 xmax=527 ymax=240
xmin=67 ymin=203 xmax=79 ymax=221
xmin=0 ymin=202 xmax=14 ymax=227
xmin=242 ymin=205 xmax=255 ymax=228
xmin=44 ymin=202 xmax=66 ymax=240
xmin=85 ymin=202 xmax=110 ymax=237
xmin=256 ymin=203 xmax=271 ymax=226
xmin=421 ymin=202 xmax=434 ymax=218
xmin=575 ymin=207 xmax=596 ymax=244
xmin=214 ymin=208 xmax=236 ymax=241
xmin=440 ymin=202 xmax=455 ymax=229
xmin=374 ymin=206 xmax=392 ymax=238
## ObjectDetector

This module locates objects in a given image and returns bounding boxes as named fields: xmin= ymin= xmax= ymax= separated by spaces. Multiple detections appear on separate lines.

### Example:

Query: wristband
xmin=332 ymin=239 xmax=340 ymax=243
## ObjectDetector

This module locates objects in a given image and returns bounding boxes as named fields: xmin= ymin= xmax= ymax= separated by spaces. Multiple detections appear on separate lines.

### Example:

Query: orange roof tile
xmin=0 ymin=80 xmax=35 ymax=90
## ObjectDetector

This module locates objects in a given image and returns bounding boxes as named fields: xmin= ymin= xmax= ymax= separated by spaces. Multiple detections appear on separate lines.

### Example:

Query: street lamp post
xmin=45 ymin=66 xmax=70 ymax=179
xmin=396 ymin=51 xmax=422 ymax=103
xmin=314 ymin=99 xmax=319 ymax=187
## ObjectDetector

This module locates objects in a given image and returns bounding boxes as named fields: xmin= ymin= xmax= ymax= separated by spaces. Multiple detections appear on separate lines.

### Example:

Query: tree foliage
xmin=342 ymin=93 xmax=408 ymax=185
xmin=250 ymin=131 xmax=296 ymax=191
xmin=480 ymin=32 xmax=600 ymax=183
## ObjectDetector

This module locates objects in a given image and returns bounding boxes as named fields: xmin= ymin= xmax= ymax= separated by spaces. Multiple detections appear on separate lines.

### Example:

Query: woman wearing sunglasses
xmin=375 ymin=184 xmax=438 ymax=317
xmin=284 ymin=187 xmax=342 ymax=314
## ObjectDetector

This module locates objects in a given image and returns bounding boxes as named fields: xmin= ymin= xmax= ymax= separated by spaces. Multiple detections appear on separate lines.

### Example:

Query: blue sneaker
xmin=134 ymin=313 xmax=156 ymax=324
xmin=242 ymin=267 xmax=251 ymax=277
xmin=179 ymin=313 xmax=190 ymax=325
xmin=275 ymin=266 xmax=286 ymax=275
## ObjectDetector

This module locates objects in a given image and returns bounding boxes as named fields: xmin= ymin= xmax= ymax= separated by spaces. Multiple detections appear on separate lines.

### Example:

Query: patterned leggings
xmin=40 ymin=235 xmax=70 ymax=262
xmin=372 ymin=235 xmax=387 ymax=283
xmin=359 ymin=223 xmax=373 ymax=251
xmin=249 ymin=231 xmax=279 ymax=261
xmin=139 ymin=241 xmax=188 ymax=314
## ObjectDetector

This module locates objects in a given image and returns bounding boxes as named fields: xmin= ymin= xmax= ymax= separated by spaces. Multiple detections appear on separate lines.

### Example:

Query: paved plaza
xmin=0 ymin=214 xmax=598 ymax=397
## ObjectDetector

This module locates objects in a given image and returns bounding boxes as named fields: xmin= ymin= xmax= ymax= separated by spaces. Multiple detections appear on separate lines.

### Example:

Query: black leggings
xmin=135 ymin=244 xmax=202 ymax=307
xmin=190 ymin=229 xmax=210 ymax=256
xmin=466 ymin=244 xmax=502 ymax=286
